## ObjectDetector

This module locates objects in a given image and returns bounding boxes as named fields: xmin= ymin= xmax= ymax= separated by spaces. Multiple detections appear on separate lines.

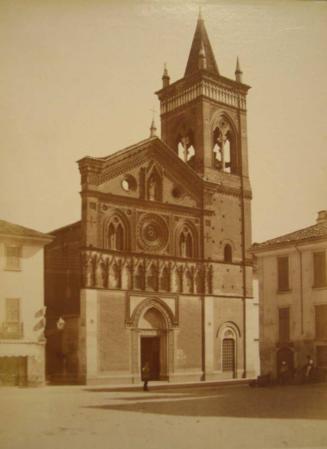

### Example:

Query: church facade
xmin=45 ymin=13 xmax=256 ymax=385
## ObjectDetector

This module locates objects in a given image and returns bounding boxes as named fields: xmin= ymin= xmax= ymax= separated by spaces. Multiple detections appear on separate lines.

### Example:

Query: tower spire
xmin=184 ymin=10 xmax=219 ymax=77
xmin=235 ymin=56 xmax=243 ymax=83
xmin=162 ymin=63 xmax=170 ymax=88
xmin=149 ymin=110 xmax=157 ymax=137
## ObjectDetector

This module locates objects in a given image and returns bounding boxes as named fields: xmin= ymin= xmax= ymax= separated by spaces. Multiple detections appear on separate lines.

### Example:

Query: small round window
xmin=172 ymin=186 xmax=183 ymax=199
xmin=121 ymin=175 xmax=137 ymax=192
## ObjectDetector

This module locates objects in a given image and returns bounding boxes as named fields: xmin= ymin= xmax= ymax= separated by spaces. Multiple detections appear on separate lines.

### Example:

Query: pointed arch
xmin=211 ymin=112 xmax=239 ymax=175
xmin=160 ymin=264 xmax=170 ymax=292
xmin=103 ymin=210 xmax=130 ymax=251
xmin=175 ymin=221 xmax=198 ymax=258
xmin=176 ymin=128 xmax=196 ymax=168
xmin=131 ymin=297 xmax=175 ymax=329
xmin=139 ymin=307 xmax=166 ymax=330
xmin=146 ymin=164 xmax=162 ymax=201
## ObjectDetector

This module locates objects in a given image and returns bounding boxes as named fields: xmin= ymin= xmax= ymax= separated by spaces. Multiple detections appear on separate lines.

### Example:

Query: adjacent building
xmin=0 ymin=220 xmax=53 ymax=385
xmin=252 ymin=210 xmax=327 ymax=378
xmin=45 ymin=13 xmax=258 ymax=385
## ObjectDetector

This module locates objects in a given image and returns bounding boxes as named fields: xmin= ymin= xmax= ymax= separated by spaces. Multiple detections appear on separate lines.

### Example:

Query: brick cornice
xmin=80 ymin=190 xmax=214 ymax=217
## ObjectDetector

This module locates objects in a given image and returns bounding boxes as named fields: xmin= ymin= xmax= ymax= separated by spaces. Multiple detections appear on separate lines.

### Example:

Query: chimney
xmin=316 ymin=210 xmax=327 ymax=223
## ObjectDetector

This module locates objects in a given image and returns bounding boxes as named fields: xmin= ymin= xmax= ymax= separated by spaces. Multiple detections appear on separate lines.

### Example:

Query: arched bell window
xmin=176 ymin=130 xmax=195 ymax=169
xmin=212 ymin=118 xmax=238 ymax=174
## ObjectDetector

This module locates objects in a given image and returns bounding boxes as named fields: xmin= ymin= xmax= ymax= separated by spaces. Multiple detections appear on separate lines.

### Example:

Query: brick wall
xmin=97 ymin=291 xmax=130 ymax=372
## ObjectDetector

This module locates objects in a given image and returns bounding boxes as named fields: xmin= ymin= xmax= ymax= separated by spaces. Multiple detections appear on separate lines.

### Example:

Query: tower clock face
xmin=137 ymin=214 xmax=168 ymax=252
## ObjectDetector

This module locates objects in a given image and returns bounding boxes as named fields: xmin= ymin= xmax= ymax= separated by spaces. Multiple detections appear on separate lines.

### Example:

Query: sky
xmin=0 ymin=0 xmax=326 ymax=243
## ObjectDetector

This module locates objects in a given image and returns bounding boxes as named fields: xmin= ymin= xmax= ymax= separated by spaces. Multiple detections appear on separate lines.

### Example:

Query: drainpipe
xmin=237 ymin=88 xmax=247 ymax=379
xmin=200 ymin=183 xmax=206 ymax=381
xmin=295 ymin=245 xmax=304 ymax=335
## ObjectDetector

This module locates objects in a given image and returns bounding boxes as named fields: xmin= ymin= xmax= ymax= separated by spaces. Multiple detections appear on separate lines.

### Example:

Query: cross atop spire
xmin=184 ymin=10 xmax=219 ymax=77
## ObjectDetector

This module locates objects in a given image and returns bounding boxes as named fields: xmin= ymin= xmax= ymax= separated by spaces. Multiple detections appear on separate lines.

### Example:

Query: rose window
xmin=137 ymin=214 xmax=168 ymax=252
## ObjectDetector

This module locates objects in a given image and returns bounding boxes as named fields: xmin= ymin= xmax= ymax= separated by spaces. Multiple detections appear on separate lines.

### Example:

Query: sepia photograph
xmin=0 ymin=1 xmax=327 ymax=448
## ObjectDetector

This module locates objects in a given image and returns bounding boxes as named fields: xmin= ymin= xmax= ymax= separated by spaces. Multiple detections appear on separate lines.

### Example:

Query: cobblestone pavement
xmin=1 ymin=383 xmax=327 ymax=449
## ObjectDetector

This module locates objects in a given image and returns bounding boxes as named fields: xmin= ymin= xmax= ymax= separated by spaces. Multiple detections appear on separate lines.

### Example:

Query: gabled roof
xmin=184 ymin=14 xmax=219 ymax=77
xmin=0 ymin=219 xmax=53 ymax=241
xmin=78 ymin=136 xmax=203 ymax=190
xmin=252 ymin=221 xmax=327 ymax=252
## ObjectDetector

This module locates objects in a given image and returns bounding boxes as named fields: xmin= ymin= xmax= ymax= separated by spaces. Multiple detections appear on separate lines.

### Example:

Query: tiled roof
xmin=252 ymin=221 xmax=327 ymax=251
xmin=0 ymin=219 xmax=53 ymax=240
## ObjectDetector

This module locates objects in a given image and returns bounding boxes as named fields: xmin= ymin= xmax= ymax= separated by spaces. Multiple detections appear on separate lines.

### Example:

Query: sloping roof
xmin=78 ymin=136 xmax=203 ymax=189
xmin=184 ymin=15 xmax=219 ymax=77
xmin=252 ymin=221 xmax=327 ymax=252
xmin=0 ymin=219 xmax=53 ymax=241
xmin=49 ymin=220 xmax=81 ymax=235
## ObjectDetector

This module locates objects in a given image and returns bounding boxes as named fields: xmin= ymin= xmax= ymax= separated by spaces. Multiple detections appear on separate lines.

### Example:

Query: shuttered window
xmin=5 ymin=246 xmax=22 ymax=270
xmin=313 ymin=252 xmax=327 ymax=288
xmin=278 ymin=307 xmax=290 ymax=342
xmin=315 ymin=305 xmax=327 ymax=340
xmin=6 ymin=298 xmax=20 ymax=323
xmin=277 ymin=256 xmax=289 ymax=291
xmin=317 ymin=346 xmax=327 ymax=368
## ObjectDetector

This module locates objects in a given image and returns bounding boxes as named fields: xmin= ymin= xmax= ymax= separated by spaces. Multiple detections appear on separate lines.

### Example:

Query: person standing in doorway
xmin=279 ymin=360 xmax=289 ymax=385
xmin=142 ymin=361 xmax=150 ymax=391
xmin=304 ymin=355 xmax=314 ymax=383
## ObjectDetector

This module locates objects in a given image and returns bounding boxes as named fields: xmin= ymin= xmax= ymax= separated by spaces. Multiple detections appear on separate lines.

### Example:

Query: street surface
xmin=1 ymin=383 xmax=327 ymax=449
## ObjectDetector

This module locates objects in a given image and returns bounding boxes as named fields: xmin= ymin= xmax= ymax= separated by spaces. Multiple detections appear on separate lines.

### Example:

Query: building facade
xmin=252 ymin=210 xmax=327 ymax=378
xmin=45 ymin=13 xmax=257 ymax=385
xmin=0 ymin=220 xmax=53 ymax=386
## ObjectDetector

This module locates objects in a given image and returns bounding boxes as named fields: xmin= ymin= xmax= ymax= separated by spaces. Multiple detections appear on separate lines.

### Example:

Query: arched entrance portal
xmin=130 ymin=299 xmax=174 ymax=382
xmin=139 ymin=307 xmax=168 ymax=380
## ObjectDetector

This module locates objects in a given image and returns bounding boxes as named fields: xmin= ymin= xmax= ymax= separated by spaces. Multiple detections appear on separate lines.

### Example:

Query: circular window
xmin=121 ymin=175 xmax=137 ymax=192
xmin=172 ymin=186 xmax=183 ymax=199
xmin=137 ymin=214 xmax=169 ymax=252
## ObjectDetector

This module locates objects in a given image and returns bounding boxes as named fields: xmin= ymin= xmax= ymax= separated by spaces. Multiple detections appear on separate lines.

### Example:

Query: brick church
xmin=45 ymin=12 xmax=257 ymax=384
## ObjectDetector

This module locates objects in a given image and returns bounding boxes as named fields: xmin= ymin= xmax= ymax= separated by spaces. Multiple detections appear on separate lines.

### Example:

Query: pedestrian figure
xmin=304 ymin=355 xmax=314 ymax=383
xmin=142 ymin=361 xmax=150 ymax=391
xmin=279 ymin=360 xmax=289 ymax=385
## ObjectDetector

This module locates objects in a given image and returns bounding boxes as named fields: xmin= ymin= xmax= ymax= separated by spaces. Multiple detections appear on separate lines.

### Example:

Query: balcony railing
xmin=0 ymin=322 xmax=24 ymax=339
xmin=81 ymin=249 xmax=213 ymax=295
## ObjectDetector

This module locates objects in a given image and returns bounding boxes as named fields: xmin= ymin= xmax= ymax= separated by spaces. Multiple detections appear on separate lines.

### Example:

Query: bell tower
xmin=156 ymin=12 xmax=251 ymax=184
